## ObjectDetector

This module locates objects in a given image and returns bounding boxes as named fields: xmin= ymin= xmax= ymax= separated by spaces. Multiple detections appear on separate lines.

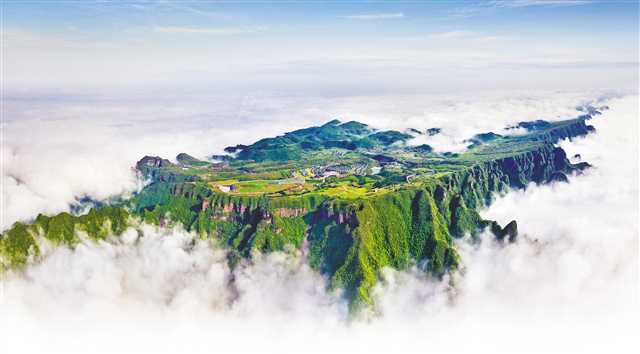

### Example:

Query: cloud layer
xmin=342 ymin=13 xmax=404 ymax=20
xmin=1 ymin=93 xmax=637 ymax=353
xmin=1 ymin=90 xmax=617 ymax=230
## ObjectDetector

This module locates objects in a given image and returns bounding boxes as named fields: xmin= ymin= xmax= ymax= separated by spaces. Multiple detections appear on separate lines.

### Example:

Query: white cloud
xmin=0 ymin=97 xmax=299 ymax=229
xmin=152 ymin=26 xmax=267 ymax=35
xmin=322 ymin=91 xmax=609 ymax=152
xmin=0 ymin=224 xmax=348 ymax=353
xmin=124 ymin=2 xmax=233 ymax=20
xmin=342 ymin=12 xmax=404 ymax=20
xmin=445 ymin=1 xmax=592 ymax=20
xmin=448 ymin=7 xmax=483 ymax=19
xmin=428 ymin=30 xmax=479 ymax=39
xmin=426 ymin=30 xmax=503 ymax=43
xmin=0 ymin=90 xmax=614 ymax=230
xmin=164 ymin=3 xmax=233 ymax=20
xmin=0 ymin=93 xmax=637 ymax=353
xmin=3 ymin=26 xmax=636 ymax=93
xmin=374 ymin=94 xmax=639 ymax=350
xmin=390 ymin=31 xmax=503 ymax=43
xmin=490 ymin=0 xmax=593 ymax=7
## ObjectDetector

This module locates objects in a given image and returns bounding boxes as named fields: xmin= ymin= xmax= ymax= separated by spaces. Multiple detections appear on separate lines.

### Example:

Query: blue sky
xmin=3 ymin=1 xmax=638 ymax=94
xmin=5 ymin=1 xmax=637 ymax=39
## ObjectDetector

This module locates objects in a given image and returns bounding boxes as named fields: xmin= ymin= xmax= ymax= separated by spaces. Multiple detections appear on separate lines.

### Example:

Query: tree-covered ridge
xmin=0 ymin=107 xmax=605 ymax=311
xmin=232 ymin=119 xmax=412 ymax=162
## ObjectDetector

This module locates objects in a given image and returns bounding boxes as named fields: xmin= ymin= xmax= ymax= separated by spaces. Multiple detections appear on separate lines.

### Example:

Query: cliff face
xmin=135 ymin=156 xmax=198 ymax=183
xmin=0 ymin=143 xmax=586 ymax=309
xmin=528 ymin=119 xmax=595 ymax=143
xmin=121 ymin=142 xmax=583 ymax=310
xmin=0 ymin=117 xmax=595 ymax=311
xmin=306 ymin=143 xmax=583 ymax=309
xmin=444 ymin=145 xmax=579 ymax=209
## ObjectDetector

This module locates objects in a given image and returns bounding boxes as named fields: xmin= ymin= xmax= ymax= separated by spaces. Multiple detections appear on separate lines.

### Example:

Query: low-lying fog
xmin=1 ymin=93 xmax=637 ymax=354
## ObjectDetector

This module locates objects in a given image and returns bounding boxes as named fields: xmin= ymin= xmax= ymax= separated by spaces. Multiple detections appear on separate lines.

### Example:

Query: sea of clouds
xmin=1 ymin=90 xmax=619 ymax=229
xmin=0 ymin=92 xmax=638 ymax=353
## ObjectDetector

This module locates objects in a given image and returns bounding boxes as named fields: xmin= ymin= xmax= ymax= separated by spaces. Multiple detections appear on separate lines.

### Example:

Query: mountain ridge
xmin=0 ymin=107 xmax=605 ymax=311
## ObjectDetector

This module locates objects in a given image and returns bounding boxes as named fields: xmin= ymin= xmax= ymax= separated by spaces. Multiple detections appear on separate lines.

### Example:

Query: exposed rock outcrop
xmin=490 ymin=220 xmax=518 ymax=243
xmin=427 ymin=128 xmax=441 ymax=136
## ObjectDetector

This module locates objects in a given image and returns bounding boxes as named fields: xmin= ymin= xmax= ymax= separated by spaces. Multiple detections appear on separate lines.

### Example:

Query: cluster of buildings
xmin=309 ymin=162 xmax=371 ymax=179
xmin=217 ymin=184 xmax=238 ymax=193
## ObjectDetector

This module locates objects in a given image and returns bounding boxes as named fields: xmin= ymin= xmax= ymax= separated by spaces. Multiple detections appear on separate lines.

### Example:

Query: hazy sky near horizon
xmin=3 ymin=0 xmax=638 ymax=95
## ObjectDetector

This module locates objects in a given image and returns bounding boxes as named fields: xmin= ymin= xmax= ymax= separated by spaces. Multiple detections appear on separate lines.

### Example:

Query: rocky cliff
xmin=0 ymin=116 xmax=596 ymax=311
xmin=124 ymin=141 xmax=586 ymax=310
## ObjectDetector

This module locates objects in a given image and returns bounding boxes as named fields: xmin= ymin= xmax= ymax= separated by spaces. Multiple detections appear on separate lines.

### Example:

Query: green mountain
xmin=234 ymin=119 xmax=411 ymax=162
xmin=0 ymin=107 xmax=604 ymax=312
